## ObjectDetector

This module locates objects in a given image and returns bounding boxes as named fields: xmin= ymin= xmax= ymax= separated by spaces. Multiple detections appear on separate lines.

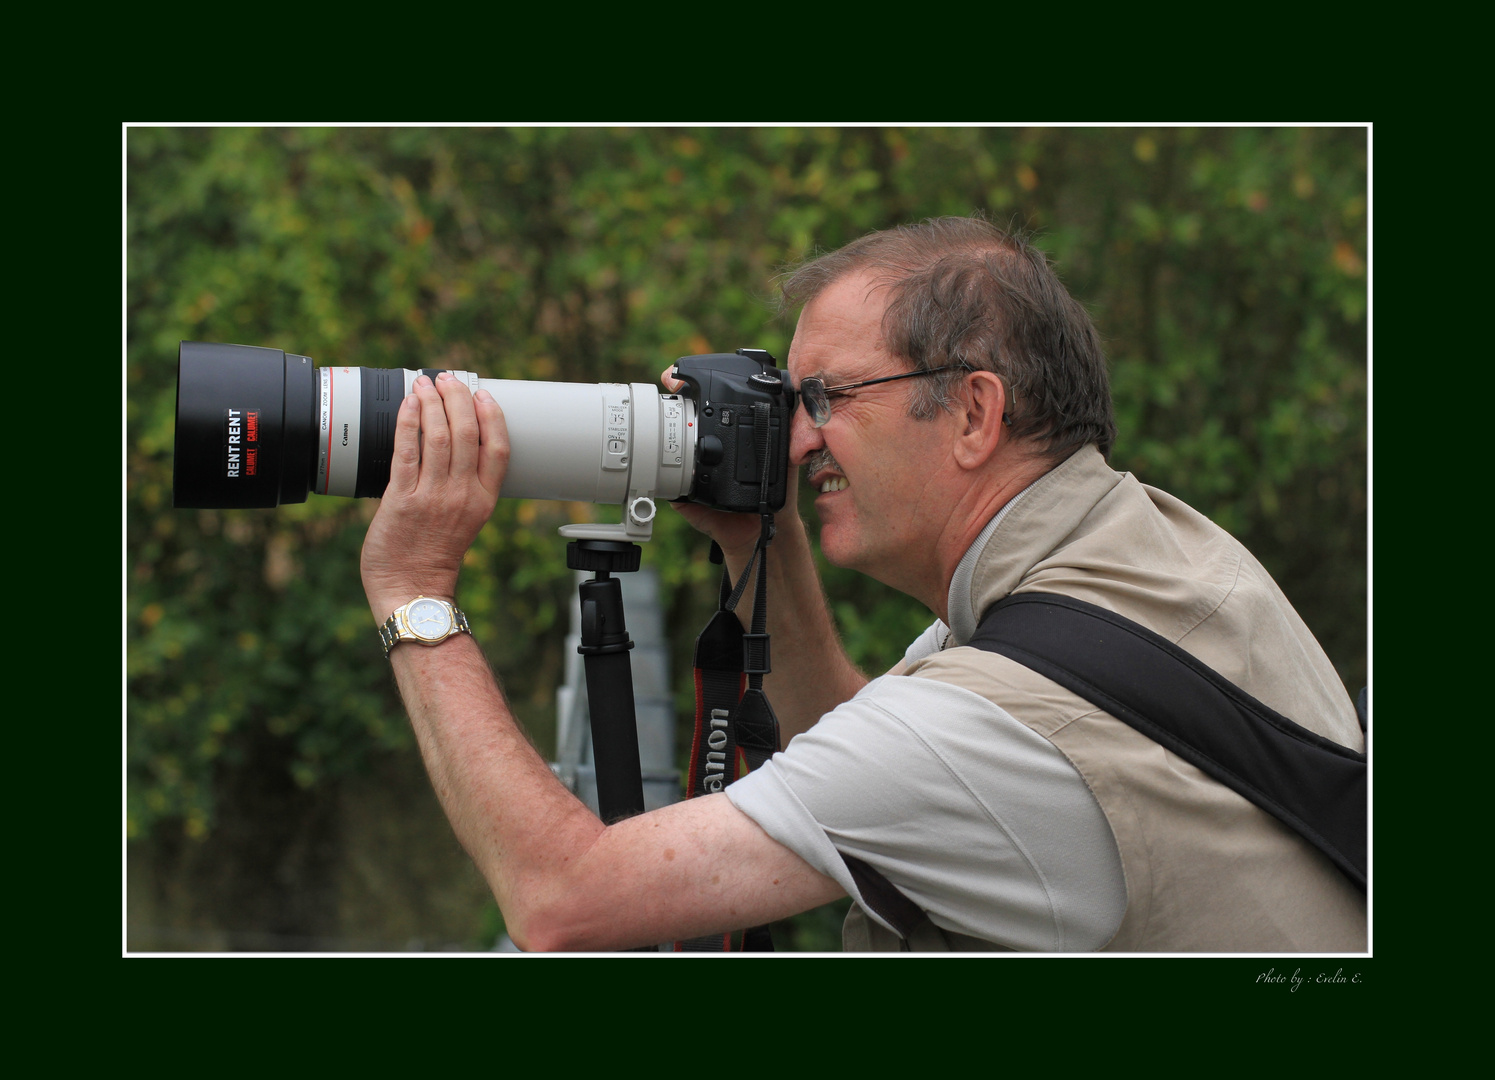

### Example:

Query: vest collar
xmin=945 ymin=445 xmax=1122 ymax=645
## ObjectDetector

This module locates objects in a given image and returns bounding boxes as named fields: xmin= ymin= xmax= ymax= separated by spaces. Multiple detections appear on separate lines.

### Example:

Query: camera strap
xmin=676 ymin=404 xmax=782 ymax=952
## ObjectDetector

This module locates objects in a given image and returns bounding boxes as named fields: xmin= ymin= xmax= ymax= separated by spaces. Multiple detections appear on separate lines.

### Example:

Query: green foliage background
xmin=126 ymin=127 xmax=1367 ymax=949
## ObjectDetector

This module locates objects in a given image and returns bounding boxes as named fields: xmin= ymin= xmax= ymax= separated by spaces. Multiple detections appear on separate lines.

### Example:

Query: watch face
xmin=405 ymin=598 xmax=454 ymax=642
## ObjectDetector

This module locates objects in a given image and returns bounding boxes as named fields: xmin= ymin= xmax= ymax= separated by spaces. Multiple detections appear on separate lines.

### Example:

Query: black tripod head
xmin=566 ymin=539 xmax=642 ymax=576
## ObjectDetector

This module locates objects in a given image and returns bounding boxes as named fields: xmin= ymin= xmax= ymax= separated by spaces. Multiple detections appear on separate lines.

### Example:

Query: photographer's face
xmin=788 ymin=271 xmax=957 ymax=586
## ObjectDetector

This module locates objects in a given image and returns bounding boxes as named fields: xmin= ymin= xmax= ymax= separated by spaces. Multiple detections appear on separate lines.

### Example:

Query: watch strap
xmin=379 ymin=597 xmax=471 ymax=658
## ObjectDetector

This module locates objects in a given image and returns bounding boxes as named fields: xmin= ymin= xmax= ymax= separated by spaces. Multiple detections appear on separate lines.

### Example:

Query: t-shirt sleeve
xmin=725 ymin=675 xmax=1126 ymax=951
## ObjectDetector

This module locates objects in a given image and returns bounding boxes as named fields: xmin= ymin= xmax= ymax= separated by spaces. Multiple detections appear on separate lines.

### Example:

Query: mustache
xmin=803 ymin=449 xmax=843 ymax=477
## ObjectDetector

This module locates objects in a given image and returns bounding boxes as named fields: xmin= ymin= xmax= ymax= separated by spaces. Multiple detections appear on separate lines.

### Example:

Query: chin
xmin=815 ymin=525 xmax=862 ymax=571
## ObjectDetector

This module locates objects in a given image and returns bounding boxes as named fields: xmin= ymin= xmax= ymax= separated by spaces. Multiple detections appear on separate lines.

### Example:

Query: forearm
xmin=720 ymin=512 xmax=866 ymax=744
xmin=386 ymin=634 xmax=607 ymax=941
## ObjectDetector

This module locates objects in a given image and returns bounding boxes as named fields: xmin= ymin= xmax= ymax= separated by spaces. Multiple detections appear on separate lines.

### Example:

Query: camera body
xmin=670 ymin=348 xmax=792 ymax=514
xmin=172 ymin=342 xmax=795 ymax=535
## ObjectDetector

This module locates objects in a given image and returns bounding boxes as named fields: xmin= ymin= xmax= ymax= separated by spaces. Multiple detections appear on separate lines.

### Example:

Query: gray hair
xmin=779 ymin=216 xmax=1116 ymax=460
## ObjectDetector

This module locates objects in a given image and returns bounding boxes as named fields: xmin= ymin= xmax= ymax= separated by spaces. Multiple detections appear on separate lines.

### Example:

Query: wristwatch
xmin=379 ymin=596 xmax=472 ymax=658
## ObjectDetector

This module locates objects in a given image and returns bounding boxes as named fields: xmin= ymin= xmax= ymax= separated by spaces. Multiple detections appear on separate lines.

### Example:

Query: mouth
xmin=805 ymin=450 xmax=847 ymax=494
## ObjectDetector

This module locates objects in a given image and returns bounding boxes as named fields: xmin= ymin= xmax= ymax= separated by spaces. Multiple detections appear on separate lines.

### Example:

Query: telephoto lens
xmin=173 ymin=341 xmax=699 ymax=513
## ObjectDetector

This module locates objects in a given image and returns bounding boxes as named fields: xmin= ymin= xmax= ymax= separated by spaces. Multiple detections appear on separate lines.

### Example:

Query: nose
xmin=788 ymin=401 xmax=823 ymax=466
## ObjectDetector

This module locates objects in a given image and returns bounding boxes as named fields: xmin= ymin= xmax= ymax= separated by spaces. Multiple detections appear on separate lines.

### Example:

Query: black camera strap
xmin=676 ymin=403 xmax=781 ymax=952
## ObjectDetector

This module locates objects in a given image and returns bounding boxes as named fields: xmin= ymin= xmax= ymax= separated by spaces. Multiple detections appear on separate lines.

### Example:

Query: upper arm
xmin=510 ymin=793 xmax=844 ymax=952
xmin=723 ymin=675 xmax=1127 ymax=951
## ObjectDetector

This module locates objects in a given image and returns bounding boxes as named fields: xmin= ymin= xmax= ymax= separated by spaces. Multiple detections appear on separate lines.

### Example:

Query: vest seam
xmin=1175 ymin=547 xmax=1245 ymax=646
xmin=1035 ymin=706 xmax=1144 ymax=949
xmin=1051 ymin=715 xmax=1157 ymax=948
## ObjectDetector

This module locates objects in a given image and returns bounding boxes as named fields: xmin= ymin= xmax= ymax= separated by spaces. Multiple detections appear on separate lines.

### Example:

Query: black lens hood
xmin=173 ymin=341 xmax=316 ymax=508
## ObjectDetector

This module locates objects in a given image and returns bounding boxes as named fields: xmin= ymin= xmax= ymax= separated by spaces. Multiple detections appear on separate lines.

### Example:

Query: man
xmin=360 ymin=217 xmax=1366 ymax=952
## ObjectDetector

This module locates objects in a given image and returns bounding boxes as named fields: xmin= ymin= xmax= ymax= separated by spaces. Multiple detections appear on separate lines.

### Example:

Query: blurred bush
xmin=126 ymin=127 xmax=1366 ymax=948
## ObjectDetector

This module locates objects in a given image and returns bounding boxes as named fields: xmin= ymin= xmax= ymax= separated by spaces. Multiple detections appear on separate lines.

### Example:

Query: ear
xmin=951 ymin=371 xmax=1009 ymax=470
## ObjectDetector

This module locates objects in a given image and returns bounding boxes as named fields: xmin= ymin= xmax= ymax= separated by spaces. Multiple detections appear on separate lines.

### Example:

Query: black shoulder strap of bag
xmin=968 ymin=592 xmax=1367 ymax=889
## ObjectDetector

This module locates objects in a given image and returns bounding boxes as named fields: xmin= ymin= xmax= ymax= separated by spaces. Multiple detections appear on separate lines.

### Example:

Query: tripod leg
xmin=578 ymin=574 xmax=646 ymax=823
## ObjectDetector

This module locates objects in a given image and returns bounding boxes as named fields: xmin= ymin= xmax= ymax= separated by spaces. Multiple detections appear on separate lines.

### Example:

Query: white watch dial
xmin=406 ymin=598 xmax=454 ymax=641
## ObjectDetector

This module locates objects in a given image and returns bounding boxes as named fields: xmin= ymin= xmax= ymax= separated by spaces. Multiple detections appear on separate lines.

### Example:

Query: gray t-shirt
xmin=725 ymin=623 xmax=1128 ymax=951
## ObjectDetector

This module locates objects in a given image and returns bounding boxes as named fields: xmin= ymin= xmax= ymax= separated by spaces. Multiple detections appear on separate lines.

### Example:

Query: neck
xmin=923 ymin=452 xmax=1053 ymax=625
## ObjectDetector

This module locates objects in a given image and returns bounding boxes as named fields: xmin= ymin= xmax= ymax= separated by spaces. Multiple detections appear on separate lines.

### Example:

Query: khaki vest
xmin=847 ymin=446 xmax=1366 ymax=952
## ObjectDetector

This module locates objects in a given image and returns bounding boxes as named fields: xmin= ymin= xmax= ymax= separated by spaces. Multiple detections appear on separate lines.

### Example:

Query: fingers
xmin=437 ymin=372 xmax=481 ymax=480
xmin=396 ymin=373 xmax=498 ymax=498
xmin=474 ymin=389 xmax=510 ymax=496
xmin=386 ymin=389 xmax=423 ymax=497
xmin=413 ymin=374 xmax=452 ymax=479
xmin=660 ymin=363 xmax=683 ymax=392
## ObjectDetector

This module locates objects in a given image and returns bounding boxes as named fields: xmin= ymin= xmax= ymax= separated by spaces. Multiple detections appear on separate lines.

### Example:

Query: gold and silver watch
xmin=379 ymin=596 xmax=472 ymax=658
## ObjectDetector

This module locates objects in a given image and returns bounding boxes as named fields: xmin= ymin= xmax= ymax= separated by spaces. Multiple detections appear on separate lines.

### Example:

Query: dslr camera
xmin=173 ymin=342 xmax=795 ymax=541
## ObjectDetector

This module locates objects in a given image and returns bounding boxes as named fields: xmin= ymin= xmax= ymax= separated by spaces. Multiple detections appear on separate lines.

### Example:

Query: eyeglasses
xmin=798 ymin=364 xmax=1000 ymax=428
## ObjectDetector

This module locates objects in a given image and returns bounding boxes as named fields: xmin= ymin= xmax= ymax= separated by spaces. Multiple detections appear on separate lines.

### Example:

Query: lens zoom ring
xmin=355 ymin=368 xmax=401 ymax=497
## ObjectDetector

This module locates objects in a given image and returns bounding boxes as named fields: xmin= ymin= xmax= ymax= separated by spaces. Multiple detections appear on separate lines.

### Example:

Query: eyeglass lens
xmin=801 ymin=380 xmax=831 ymax=426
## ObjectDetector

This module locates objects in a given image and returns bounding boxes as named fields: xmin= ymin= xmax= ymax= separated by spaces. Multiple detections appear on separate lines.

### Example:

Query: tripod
xmin=566 ymin=539 xmax=648 ymax=824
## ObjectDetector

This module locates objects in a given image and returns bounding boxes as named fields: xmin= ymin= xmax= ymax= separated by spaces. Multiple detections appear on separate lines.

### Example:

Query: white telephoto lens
xmin=318 ymin=368 xmax=698 ymax=508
